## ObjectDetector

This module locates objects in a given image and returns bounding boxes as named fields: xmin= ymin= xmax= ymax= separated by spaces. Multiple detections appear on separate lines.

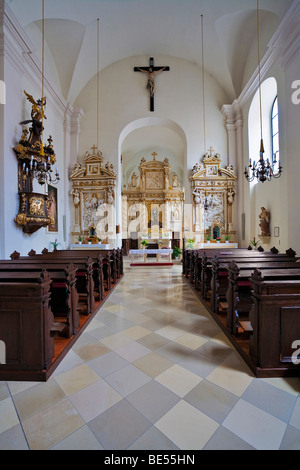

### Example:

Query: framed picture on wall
xmin=48 ymin=184 xmax=58 ymax=232
xmin=274 ymin=226 xmax=279 ymax=237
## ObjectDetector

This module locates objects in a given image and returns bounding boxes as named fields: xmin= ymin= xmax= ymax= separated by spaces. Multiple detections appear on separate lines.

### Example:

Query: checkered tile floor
xmin=0 ymin=258 xmax=299 ymax=450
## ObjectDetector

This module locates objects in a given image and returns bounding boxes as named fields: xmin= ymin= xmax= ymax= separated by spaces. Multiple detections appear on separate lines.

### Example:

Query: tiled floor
xmin=0 ymin=259 xmax=299 ymax=450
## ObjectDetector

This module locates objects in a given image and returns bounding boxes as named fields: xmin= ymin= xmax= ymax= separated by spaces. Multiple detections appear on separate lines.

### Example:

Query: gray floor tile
xmin=184 ymin=379 xmax=239 ymax=423
xmin=88 ymin=399 xmax=152 ymax=449
xmin=127 ymin=380 xmax=180 ymax=423
xmin=242 ymin=379 xmax=298 ymax=422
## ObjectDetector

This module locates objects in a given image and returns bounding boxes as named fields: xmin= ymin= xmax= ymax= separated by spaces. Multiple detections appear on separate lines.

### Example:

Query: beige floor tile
xmin=22 ymin=398 xmax=84 ymax=450
xmin=174 ymin=332 xmax=208 ymax=350
xmin=133 ymin=352 xmax=174 ymax=378
xmin=122 ymin=326 xmax=152 ymax=340
xmin=155 ymin=400 xmax=219 ymax=450
xmin=69 ymin=378 xmax=122 ymax=422
xmin=12 ymin=378 xmax=66 ymax=421
xmin=156 ymin=325 xmax=184 ymax=341
xmin=206 ymin=352 xmax=254 ymax=397
xmin=73 ymin=341 xmax=110 ymax=362
xmin=100 ymin=332 xmax=133 ymax=350
xmin=155 ymin=364 xmax=203 ymax=397
xmin=54 ymin=364 xmax=101 ymax=396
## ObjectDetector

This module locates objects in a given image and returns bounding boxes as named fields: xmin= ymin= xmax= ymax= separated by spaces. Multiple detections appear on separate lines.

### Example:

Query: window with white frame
xmin=271 ymin=96 xmax=280 ymax=173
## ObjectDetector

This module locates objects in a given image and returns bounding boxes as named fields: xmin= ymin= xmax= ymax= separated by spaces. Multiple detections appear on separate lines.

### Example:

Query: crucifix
xmin=134 ymin=57 xmax=170 ymax=112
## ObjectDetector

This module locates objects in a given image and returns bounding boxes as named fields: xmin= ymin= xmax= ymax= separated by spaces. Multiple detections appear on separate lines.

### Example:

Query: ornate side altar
xmin=190 ymin=147 xmax=237 ymax=244
xmin=122 ymin=152 xmax=185 ymax=247
xmin=69 ymin=146 xmax=117 ymax=244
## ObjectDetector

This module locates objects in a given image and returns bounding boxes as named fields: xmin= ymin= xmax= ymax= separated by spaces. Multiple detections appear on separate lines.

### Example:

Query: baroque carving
xmin=69 ymin=146 xmax=117 ymax=241
xmin=190 ymin=147 xmax=237 ymax=241
xmin=122 ymin=152 xmax=184 ymax=240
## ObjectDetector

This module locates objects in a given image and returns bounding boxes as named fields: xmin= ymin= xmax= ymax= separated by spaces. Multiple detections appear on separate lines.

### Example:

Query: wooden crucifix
xmin=134 ymin=57 xmax=170 ymax=112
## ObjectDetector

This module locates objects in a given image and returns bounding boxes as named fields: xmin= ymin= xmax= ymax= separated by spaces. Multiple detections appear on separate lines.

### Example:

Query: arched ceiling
xmin=7 ymin=0 xmax=293 ymax=105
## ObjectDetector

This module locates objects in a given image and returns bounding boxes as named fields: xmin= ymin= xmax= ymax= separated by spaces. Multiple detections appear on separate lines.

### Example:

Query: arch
xmin=119 ymin=117 xmax=187 ymax=182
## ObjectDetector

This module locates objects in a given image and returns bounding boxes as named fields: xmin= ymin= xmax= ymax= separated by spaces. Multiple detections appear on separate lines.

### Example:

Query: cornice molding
xmin=236 ymin=0 xmax=300 ymax=109
xmin=1 ymin=1 xmax=70 ymax=117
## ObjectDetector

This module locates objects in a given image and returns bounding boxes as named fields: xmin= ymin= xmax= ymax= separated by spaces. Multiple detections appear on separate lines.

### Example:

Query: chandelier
xmin=244 ymin=0 xmax=282 ymax=183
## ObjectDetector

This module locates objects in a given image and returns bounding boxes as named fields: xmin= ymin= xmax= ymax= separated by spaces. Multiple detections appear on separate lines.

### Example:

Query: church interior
xmin=0 ymin=0 xmax=299 ymax=451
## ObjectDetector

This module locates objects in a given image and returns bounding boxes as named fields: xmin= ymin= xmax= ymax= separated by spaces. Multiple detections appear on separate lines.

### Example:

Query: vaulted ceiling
xmin=8 ymin=0 xmax=293 ymax=105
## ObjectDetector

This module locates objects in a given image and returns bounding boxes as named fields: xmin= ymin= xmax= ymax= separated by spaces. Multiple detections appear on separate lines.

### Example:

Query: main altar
xmin=122 ymin=152 xmax=185 ymax=249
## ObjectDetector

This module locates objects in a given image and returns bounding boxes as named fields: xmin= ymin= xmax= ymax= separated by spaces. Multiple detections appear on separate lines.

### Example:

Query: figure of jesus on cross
xmin=134 ymin=57 xmax=170 ymax=111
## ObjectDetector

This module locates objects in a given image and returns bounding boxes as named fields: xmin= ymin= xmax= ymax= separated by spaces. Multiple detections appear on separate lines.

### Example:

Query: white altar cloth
xmin=129 ymin=249 xmax=173 ymax=263
xmin=70 ymin=244 xmax=110 ymax=250
xmin=197 ymin=243 xmax=238 ymax=249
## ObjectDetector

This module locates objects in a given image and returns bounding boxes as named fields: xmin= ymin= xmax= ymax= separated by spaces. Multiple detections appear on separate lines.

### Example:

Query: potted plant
xmin=78 ymin=235 xmax=83 ymax=244
xmin=216 ymin=236 xmax=221 ymax=243
xmin=97 ymin=237 xmax=101 ymax=244
xmin=205 ymin=235 xmax=211 ymax=243
xmin=50 ymin=239 xmax=61 ymax=251
xmin=249 ymin=237 xmax=260 ymax=250
xmin=141 ymin=240 xmax=148 ymax=248
xmin=225 ymin=235 xmax=230 ymax=243
xmin=173 ymin=246 xmax=182 ymax=260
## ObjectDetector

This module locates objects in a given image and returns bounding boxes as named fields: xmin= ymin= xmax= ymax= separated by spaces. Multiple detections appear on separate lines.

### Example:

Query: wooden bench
xmin=210 ymin=257 xmax=300 ymax=316
xmin=3 ymin=256 xmax=95 ymax=315
xmin=249 ymin=269 xmax=300 ymax=376
xmin=226 ymin=261 xmax=300 ymax=337
xmin=0 ymin=270 xmax=60 ymax=381
xmin=196 ymin=250 xmax=297 ymax=300
xmin=25 ymin=251 xmax=107 ymax=300
xmin=0 ymin=262 xmax=79 ymax=338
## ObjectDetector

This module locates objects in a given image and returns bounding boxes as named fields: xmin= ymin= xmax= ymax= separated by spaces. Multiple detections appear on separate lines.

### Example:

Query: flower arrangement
xmin=186 ymin=238 xmax=194 ymax=248
xmin=50 ymin=239 xmax=61 ymax=251
xmin=216 ymin=236 xmax=221 ymax=242
xmin=141 ymin=240 xmax=148 ymax=247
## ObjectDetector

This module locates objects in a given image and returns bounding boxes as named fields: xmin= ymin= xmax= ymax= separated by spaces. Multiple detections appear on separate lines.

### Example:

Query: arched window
xmin=271 ymin=96 xmax=279 ymax=172
xmin=248 ymin=77 xmax=278 ymax=186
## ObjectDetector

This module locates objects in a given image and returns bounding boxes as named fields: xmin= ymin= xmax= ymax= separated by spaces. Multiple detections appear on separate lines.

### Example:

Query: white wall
xmin=74 ymin=55 xmax=230 ymax=209
xmin=0 ymin=4 xmax=69 ymax=258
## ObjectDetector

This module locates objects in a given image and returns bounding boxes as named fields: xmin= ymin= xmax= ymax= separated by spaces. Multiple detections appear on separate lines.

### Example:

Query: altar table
xmin=70 ymin=243 xmax=110 ymax=250
xmin=129 ymin=249 xmax=173 ymax=263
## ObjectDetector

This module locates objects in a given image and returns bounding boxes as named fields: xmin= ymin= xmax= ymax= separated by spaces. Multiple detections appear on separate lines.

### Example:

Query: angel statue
xmin=20 ymin=90 xmax=47 ymax=148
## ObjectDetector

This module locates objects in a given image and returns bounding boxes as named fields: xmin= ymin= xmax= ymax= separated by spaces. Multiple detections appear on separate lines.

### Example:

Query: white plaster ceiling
xmin=6 ymin=0 xmax=294 ymax=181
xmin=8 ymin=0 xmax=293 ymax=105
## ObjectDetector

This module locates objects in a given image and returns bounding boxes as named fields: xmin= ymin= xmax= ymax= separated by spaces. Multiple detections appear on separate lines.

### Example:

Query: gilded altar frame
xmin=69 ymin=147 xmax=117 ymax=243
xmin=122 ymin=153 xmax=185 ymax=244
xmin=190 ymin=148 xmax=237 ymax=242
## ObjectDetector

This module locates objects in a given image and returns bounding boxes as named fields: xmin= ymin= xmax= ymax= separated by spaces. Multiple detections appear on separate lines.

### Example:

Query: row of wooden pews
xmin=0 ymin=248 xmax=123 ymax=381
xmin=183 ymin=247 xmax=300 ymax=377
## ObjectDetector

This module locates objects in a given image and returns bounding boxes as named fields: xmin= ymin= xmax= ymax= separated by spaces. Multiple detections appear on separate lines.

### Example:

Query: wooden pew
xmin=0 ymin=270 xmax=58 ymax=381
xmin=249 ymin=269 xmax=300 ymax=376
xmin=3 ymin=256 xmax=95 ymax=315
xmin=197 ymin=250 xmax=297 ymax=300
xmin=0 ymin=262 xmax=79 ymax=338
xmin=26 ymin=251 xmax=107 ymax=301
xmin=27 ymin=248 xmax=122 ymax=292
xmin=226 ymin=261 xmax=300 ymax=337
xmin=210 ymin=257 xmax=300 ymax=316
